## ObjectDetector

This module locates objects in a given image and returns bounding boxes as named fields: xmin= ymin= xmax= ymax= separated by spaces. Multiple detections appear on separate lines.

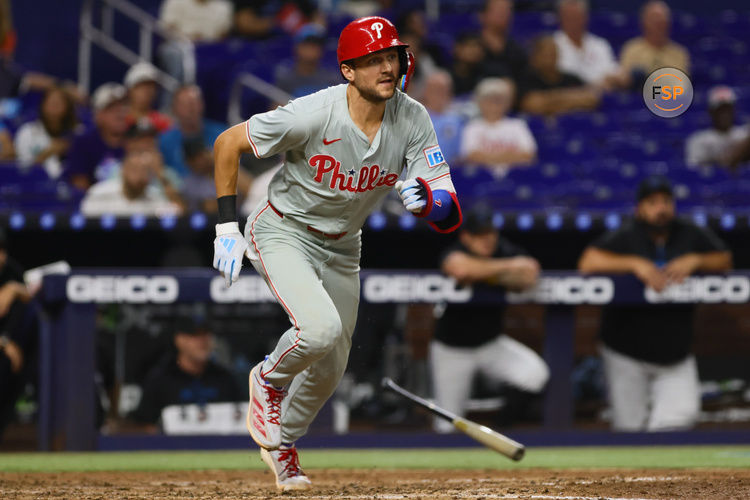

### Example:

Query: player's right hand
xmin=213 ymin=222 xmax=249 ymax=287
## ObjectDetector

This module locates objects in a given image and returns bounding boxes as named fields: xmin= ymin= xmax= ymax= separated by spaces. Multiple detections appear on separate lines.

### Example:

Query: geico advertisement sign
xmin=644 ymin=276 xmax=750 ymax=303
xmin=507 ymin=276 xmax=614 ymax=304
xmin=210 ymin=276 xmax=276 ymax=303
xmin=362 ymin=274 xmax=471 ymax=303
xmin=67 ymin=275 xmax=179 ymax=303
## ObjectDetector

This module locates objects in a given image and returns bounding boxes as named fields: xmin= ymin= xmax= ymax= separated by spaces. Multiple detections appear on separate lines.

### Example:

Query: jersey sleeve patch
xmin=423 ymin=145 xmax=446 ymax=168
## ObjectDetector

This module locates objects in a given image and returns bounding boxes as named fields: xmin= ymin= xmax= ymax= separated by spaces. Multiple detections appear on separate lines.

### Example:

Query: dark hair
xmin=40 ymin=87 xmax=77 ymax=138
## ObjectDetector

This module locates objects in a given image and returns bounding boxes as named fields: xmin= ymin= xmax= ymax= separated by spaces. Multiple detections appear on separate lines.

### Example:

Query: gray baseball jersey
xmin=242 ymin=84 xmax=457 ymax=444
xmin=244 ymin=84 xmax=455 ymax=234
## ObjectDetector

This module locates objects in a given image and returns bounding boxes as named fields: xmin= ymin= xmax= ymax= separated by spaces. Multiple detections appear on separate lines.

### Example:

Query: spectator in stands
xmin=619 ymin=1 xmax=690 ymax=88
xmin=159 ymin=85 xmax=225 ymax=178
xmin=14 ymin=86 xmax=78 ymax=179
xmin=479 ymin=0 xmax=527 ymax=83
xmin=130 ymin=313 xmax=242 ymax=428
xmin=0 ymin=122 xmax=12 ymax=160
xmin=273 ymin=23 xmax=338 ymax=98
xmin=80 ymin=149 xmax=182 ymax=217
xmin=124 ymin=119 xmax=184 ymax=204
xmin=578 ymin=175 xmax=732 ymax=431
xmin=65 ymin=83 xmax=128 ymax=191
xmin=420 ymin=70 xmax=464 ymax=166
xmin=0 ymin=0 xmax=14 ymax=60
xmin=231 ymin=0 xmax=274 ymax=40
xmin=517 ymin=35 xmax=601 ymax=116
xmin=431 ymin=204 xmax=548 ymax=432
xmin=450 ymin=32 xmax=486 ymax=97
xmin=685 ymin=86 xmax=750 ymax=168
xmin=553 ymin=0 xmax=621 ymax=90
xmin=0 ymin=228 xmax=38 ymax=442
xmin=460 ymin=78 xmax=536 ymax=178
xmin=123 ymin=62 xmax=171 ymax=133
xmin=397 ymin=9 xmax=446 ymax=69
xmin=180 ymin=137 xmax=217 ymax=213
xmin=158 ymin=0 xmax=233 ymax=82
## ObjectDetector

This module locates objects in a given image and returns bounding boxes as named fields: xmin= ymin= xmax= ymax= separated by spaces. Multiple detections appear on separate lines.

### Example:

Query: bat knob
xmin=380 ymin=377 xmax=393 ymax=389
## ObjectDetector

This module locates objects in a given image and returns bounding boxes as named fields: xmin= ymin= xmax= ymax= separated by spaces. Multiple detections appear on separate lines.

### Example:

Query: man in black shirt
xmin=431 ymin=204 xmax=549 ymax=432
xmin=578 ymin=175 xmax=732 ymax=431
xmin=0 ymin=228 xmax=36 ymax=441
xmin=131 ymin=314 xmax=242 ymax=429
xmin=479 ymin=0 xmax=528 ymax=83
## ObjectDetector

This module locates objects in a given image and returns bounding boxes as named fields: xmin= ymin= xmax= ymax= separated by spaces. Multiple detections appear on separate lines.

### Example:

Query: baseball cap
xmin=707 ymin=85 xmax=736 ymax=109
xmin=124 ymin=62 xmax=160 ymax=89
xmin=637 ymin=175 xmax=673 ymax=201
xmin=125 ymin=117 xmax=158 ymax=139
xmin=462 ymin=203 xmax=496 ymax=234
xmin=295 ymin=23 xmax=326 ymax=45
xmin=91 ymin=83 xmax=127 ymax=111
xmin=173 ymin=313 xmax=212 ymax=336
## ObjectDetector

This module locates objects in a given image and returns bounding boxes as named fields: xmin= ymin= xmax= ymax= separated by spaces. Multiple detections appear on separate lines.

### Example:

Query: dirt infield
xmin=1 ymin=468 xmax=749 ymax=499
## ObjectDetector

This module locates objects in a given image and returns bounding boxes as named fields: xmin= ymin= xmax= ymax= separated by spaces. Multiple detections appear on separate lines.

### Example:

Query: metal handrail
xmin=78 ymin=0 xmax=195 ymax=94
xmin=227 ymin=73 xmax=292 ymax=125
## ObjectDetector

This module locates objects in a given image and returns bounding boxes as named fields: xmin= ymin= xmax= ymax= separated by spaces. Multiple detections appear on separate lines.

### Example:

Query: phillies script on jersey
xmin=309 ymin=154 xmax=399 ymax=193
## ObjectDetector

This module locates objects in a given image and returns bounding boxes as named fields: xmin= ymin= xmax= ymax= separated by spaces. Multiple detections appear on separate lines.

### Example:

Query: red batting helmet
xmin=337 ymin=16 xmax=408 ymax=64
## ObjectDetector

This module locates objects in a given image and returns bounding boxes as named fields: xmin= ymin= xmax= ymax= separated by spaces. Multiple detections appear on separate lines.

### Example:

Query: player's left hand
xmin=395 ymin=179 xmax=427 ymax=214
xmin=213 ymin=222 xmax=249 ymax=287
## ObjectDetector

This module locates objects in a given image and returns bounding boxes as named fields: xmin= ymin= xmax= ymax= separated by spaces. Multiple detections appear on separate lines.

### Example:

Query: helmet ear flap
xmin=398 ymin=50 xmax=416 ymax=92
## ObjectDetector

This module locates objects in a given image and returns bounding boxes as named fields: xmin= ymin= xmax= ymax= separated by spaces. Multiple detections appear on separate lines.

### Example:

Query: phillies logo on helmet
xmin=309 ymin=154 xmax=398 ymax=193
xmin=371 ymin=22 xmax=384 ymax=39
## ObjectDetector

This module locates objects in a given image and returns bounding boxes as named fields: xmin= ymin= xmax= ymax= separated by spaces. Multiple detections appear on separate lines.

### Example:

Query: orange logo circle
xmin=642 ymin=68 xmax=693 ymax=118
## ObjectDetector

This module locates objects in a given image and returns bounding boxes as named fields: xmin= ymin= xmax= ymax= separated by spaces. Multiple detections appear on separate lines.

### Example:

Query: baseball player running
xmin=212 ymin=17 xmax=462 ymax=491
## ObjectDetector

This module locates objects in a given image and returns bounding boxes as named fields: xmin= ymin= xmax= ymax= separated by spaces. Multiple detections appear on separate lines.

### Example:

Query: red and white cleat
xmin=260 ymin=445 xmax=312 ymax=491
xmin=246 ymin=361 xmax=285 ymax=450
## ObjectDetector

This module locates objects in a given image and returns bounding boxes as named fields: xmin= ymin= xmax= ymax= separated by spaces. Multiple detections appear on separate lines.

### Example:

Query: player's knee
xmin=302 ymin=314 xmax=343 ymax=355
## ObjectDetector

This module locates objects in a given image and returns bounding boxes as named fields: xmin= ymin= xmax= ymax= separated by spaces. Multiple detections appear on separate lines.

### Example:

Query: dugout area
xmin=1 ymin=447 xmax=749 ymax=498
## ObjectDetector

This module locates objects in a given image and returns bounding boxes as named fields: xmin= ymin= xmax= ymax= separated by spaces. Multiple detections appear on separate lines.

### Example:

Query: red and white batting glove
xmin=213 ymin=222 xmax=249 ymax=288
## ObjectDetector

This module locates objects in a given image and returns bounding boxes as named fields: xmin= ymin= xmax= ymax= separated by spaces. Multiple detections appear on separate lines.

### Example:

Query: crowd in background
xmin=1 ymin=0 xmax=749 ymax=218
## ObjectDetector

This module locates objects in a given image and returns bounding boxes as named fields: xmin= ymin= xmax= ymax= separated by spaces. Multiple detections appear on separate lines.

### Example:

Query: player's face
xmin=637 ymin=192 xmax=675 ymax=228
xmin=347 ymin=48 xmax=400 ymax=102
xmin=460 ymin=230 xmax=499 ymax=258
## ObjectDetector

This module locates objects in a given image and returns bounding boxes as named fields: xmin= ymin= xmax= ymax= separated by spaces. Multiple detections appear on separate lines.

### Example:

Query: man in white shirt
xmin=81 ymin=150 xmax=181 ymax=217
xmin=685 ymin=86 xmax=750 ymax=168
xmin=553 ymin=0 xmax=620 ymax=89
xmin=460 ymin=78 xmax=536 ymax=178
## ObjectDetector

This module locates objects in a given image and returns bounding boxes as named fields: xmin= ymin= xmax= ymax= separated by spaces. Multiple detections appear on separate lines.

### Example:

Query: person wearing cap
xmin=0 ymin=228 xmax=38 ymax=441
xmin=130 ymin=314 xmax=242 ymax=428
xmin=64 ymin=82 xmax=129 ymax=190
xmin=123 ymin=62 xmax=171 ymax=133
xmin=430 ymin=203 xmax=548 ymax=433
xmin=460 ymin=77 xmax=537 ymax=178
xmin=273 ymin=23 xmax=339 ymax=99
xmin=180 ymin=136 xmax=217 ymax=212
xmin=578 ymin=175 xmax=732 ymax=431
xmin=685 ymin=85 xmax=750 ymax=168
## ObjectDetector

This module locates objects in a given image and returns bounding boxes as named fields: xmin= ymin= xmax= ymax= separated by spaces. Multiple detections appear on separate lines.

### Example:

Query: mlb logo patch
xmin=423 ymin=145 xmax=446 ymax=168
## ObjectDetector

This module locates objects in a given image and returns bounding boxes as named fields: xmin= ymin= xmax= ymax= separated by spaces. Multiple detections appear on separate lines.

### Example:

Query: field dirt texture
xmin=1 ymin=468 xmax=749 ymax=499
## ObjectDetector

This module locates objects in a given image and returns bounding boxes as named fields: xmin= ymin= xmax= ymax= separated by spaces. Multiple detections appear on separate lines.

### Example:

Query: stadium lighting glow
xmin=9 ymin=212 xmax=25 ymax=230
xmin=720 ymin=213 xmax=735 ymax=230
xmin=546 ymin=213 xmax=563 ymax=231
xmin=100 ymin=214 xmax=116 ymax=230
xmin=492 ymin=212 xmax=504 ymax=229
xmin=604 ymin=213 xmax=621 ymax=230
xmin=575 ymin=213 xmax=592 ymax=231
xmin=398 ymin=213 xmax=416 ymax=230
xmin=368 ymin=212 xmax=387 ymax=231
xmin=39 ymin=212 xmax=56 ymax=230
xmin=516 ymin=213 xmax=534 ymax=231
xmin=130 ymin=214 xmax=147 ymax=230
xmin=160 ymin=215 xmax=178 ymax=230
xmin=69 ymin=213 xmax=86 ymax=230
xmin=190 ymin=212 xmax=207 ymax=230
xmin=692 ymin=212 xmax=707 ymax=227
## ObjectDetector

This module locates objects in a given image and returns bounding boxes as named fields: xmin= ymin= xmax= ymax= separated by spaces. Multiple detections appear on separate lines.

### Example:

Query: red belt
xmin=268 ymin=201 xmax=348 ymax=240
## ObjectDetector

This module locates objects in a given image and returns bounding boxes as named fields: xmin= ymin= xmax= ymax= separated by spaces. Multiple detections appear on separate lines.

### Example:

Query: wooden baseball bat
xmin=382 ymin=377 xmax=525 ymax=461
